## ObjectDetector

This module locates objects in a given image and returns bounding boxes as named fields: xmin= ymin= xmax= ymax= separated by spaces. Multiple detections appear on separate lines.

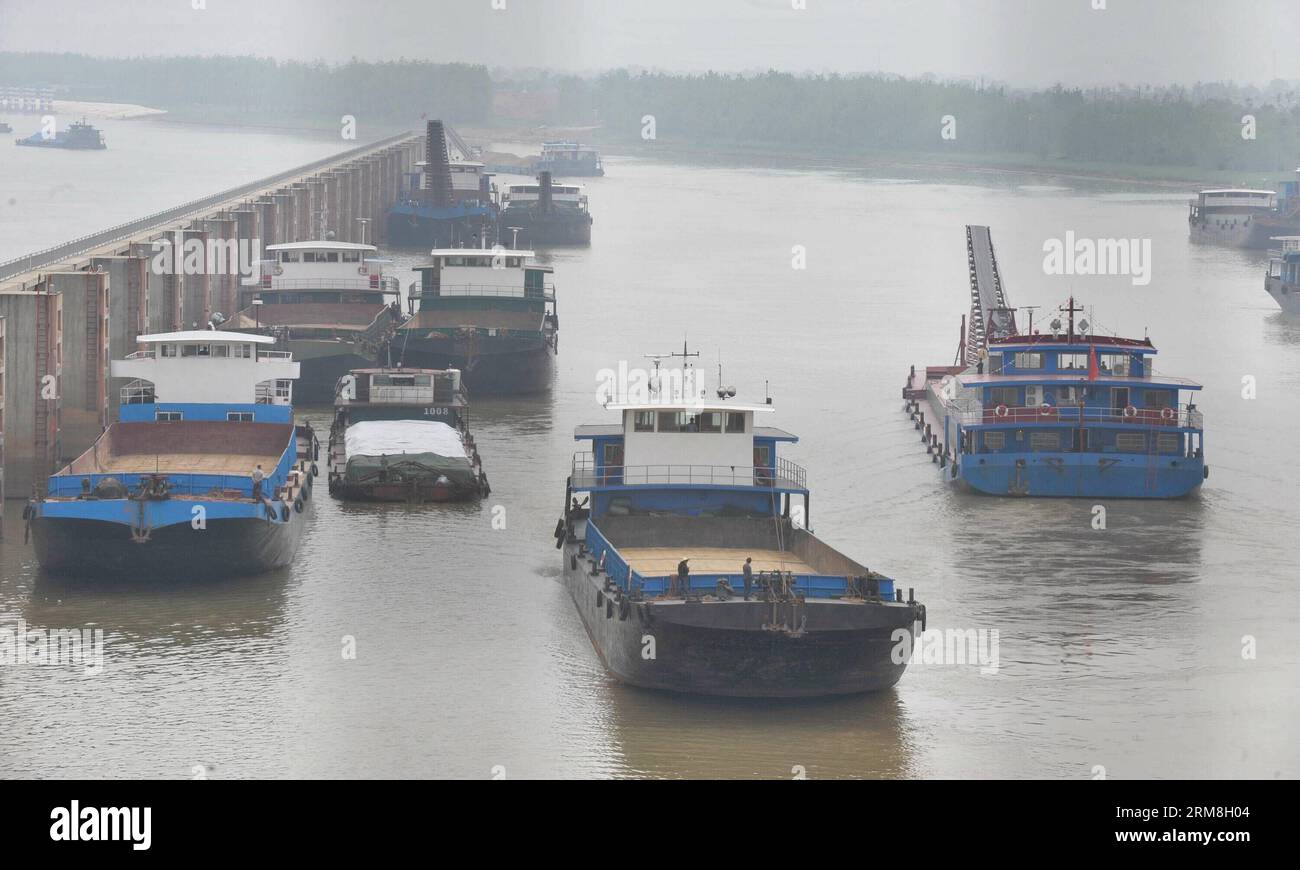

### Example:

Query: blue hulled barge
xmin=27 ymin=331 xmax=318 ymax=577
xmin=557 ymin=354 xmax=924 ymax=698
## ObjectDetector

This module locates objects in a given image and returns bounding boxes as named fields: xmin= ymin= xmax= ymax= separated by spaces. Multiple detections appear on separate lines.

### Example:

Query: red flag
xmin=1087 ymin=345 xmax=1099 ymax=381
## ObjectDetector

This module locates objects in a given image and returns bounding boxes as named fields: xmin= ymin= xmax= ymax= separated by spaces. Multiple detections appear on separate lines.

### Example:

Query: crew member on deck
xmin=742 ymin=557 xmax=754 ymax=600
xmin=252 ymin=464 xmax=265 ymax=500
xmin=675 ymin=559 xmax=690 ymax=597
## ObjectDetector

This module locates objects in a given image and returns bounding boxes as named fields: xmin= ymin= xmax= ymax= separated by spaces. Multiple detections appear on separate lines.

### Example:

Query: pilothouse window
xmin=725 ymin=413 xmax=746 ymax=433
xmin=633 ymin=411 xmax=655 ymax=432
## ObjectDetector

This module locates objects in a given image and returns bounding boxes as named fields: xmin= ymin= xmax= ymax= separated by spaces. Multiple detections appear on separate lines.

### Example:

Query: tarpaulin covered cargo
xmin=342 ymin=420 xmax=476 ymax=490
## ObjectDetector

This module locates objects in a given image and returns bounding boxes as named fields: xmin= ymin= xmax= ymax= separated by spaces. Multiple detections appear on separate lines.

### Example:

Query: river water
xmin=2 ymin=121 xmax=1298 ymax=779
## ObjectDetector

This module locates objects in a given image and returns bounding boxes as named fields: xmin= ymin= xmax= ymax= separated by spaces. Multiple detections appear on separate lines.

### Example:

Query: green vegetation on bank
xmin=540 ymin=70 xmax=1300 ymax=176
xmin=3 ymin=52 xmax=1298 ymax=181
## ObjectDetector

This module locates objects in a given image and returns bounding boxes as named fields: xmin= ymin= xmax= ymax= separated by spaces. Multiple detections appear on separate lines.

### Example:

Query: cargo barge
xmin=385 ymin=120 xmax=498 ymax=249
xmin=226 ymin=240 xmax=403 ymax=405
xmin=26 ymin=331 xmax=317 ymax=577
xmin=499 ymin=172 xmax=592 ymax=247
xmin=534 ymin=141 xmax=604 ymax=177
xmin=557 ymin=352 xmax=924 ymax=698
xmin=393 ymin=245 xmax=558 ymax=394
xmin=327 ymin=367 xmax=488 ymax=502
xmin=15 ymin=117 xmax=106 ymax=150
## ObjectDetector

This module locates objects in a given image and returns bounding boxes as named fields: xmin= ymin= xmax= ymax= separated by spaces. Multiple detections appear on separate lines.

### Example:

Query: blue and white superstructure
xmin=27 ymin=331 xmax=318 ymax=577
xmin=910 ymin=298 xmax=1207 ymax=498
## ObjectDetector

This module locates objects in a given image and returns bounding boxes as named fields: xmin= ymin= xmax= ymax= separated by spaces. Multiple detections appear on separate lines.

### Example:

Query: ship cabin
xmin=401 ymin=247 xmax=556 ymax=341
xmin=231 ymin=241 xmax=400 ymax=336
xmin=1189 ymin=188 xmax=1277 ymax=221
xmin=944 ymin=331 xmax=1205 ymax=462
xmin=47 ymin=332 xmax=302 ymax=500
xmin=404 ymin=159 xmax=493 ymax=206
xmin=501 ymin=182 xmax=589 ymax=214
xmin=334 ymin=367 xmax=468 ymax=429
xmin=537 ymin=142 xmax=603 ymax=174
xmin=572 ymin=400 xmax=807 ymax=520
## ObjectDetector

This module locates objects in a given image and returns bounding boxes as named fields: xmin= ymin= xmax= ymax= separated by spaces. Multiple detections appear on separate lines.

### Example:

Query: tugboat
xmin=556 ymin=350 xmax=924 ymax=698
xmin=1265 ymin=236 xmax=1300 ymax=314
xmin=393 ymin=244 xmax=558 ymax=394
xmin=499 ymin=172 xmax=593 ymax=246
xmin=226 ymin=241 xmax=403 ymax=404
xmin=534 ymin=141 xmax=604 ymax=177
xmin=385 ymin=120 xmax=497 ymax=249
xmin=906 ymin=297 xmax=1207 ymax=498
xmin=327 ymin=367 xmax=489 ymax=502
xmin=26 ymin=331 xmax=317 ymax=577
xmin=15 ymin=117 xmax=107 ymax=150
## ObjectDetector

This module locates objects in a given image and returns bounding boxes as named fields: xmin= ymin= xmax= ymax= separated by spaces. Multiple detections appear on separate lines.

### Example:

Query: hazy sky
xmin=1 ymin=0 xmax=1297 ymax=87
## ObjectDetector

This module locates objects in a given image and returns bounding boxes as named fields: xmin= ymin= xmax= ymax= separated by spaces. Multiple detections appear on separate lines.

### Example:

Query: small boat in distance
xmin=1266 ymin=236 xmax=1300 ymax=314
xmin=0 ymin=121 xmax=12 ymax=134
xmin=557 ymin=349 xmax=924 ymax=697
xmin=327 ymin=367 xmax=489 ymax=502
xmin=27 ymin=331 xmax=317 ymax=577
xmin=226 ymin=240 xmax=403 ymax=404
xmin=534 ymin=141 xmax=604 ymax=177
xmin=15 ymin=117 xmax=106 ymax=150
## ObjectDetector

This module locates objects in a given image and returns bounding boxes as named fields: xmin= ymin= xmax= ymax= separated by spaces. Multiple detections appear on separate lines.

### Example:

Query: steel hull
xmin=955 ymin=454 xmax=1205 ymax=498
xmin=561 ymin=540 xmax=918 ymax=698
xmin=30 ymin=512 xmax=308 ymax=579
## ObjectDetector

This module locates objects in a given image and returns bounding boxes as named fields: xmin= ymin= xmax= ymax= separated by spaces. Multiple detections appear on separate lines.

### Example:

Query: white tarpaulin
xmin=345 ymin=420 xmax=467 ymax=459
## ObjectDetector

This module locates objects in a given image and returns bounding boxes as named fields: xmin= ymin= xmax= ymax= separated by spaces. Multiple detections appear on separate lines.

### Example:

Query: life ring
xmin=994 ymin=404 xmax=1009 ymax=418
xmin=1161 ymin=406 xmax=1175 ymax=422
xmin=1123 ymin=405 xmax=1138 ymax=418
xmin=1039 ymin=403 xmax=1053 ymax=416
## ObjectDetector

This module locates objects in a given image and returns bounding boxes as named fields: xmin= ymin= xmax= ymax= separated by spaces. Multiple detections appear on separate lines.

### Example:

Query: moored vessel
xmin=499 ymin=172 xmax=593 ymax=246
xmin=1188 ymin=178 xmax=1300 ymax=248
xmin=557 ymin=351 xmax=924 ymax=698
xmin=26 ymin=331 xmax=317 ymax=578
xmin=393 ymin=245 xmax=558 ymax=393
xmin=386 ymin=120 xmax=497 ymax=249
xmin=906 ymin=297 xmax=1207 ymax=498
xmin=1265 ymin=236 xmax=1300 ymax=314
xmin=327 ymin=367 xmax=488 ymax=502
xmin=226 ymin=240 xmax=403 ymax=404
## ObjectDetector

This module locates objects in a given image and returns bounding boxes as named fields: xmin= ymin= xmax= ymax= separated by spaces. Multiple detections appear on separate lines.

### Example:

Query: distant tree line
xmin=0 ymin=53 xmax=492 ymax=124
xmin=541 ymin=70 xmax=1300 ymax=173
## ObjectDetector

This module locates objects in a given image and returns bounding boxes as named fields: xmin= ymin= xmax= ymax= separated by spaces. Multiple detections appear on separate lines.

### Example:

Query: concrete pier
xmin=0 ymin=131 xmax=424 ymax=501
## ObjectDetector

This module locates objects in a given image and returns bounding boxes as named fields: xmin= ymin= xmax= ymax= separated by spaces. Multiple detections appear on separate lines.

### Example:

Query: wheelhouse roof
xmin=957 ymin=372 xmax=1202 ymax=390
xmin=265 ymin=241 xmax=377 ymax=252
xmin=138 ymin=330 xmax=276 ymax=345
xmin=990 ymin=334 xmax=1155 ymax=351
xmin=1197 ymin=188 xmax=1275 ymax=195
xmin=603 ymin=402 xmax=776 ymax=413
xmin=426 ymin=248 xmax=536 ymax=258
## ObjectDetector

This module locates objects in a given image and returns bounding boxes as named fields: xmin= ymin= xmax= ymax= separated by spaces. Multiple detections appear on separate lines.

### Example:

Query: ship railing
xmin=571 ymin=456 xmax=808 ymax=491
xmin=48 ymin=471 xmax=268 ymax=500
xmin=119 ymin=380 xmax=155 ymax=405
xmin=408 ymin=284 xmax=556 ymax=301
xmin=257 ymin=350 xmax=294 ymax=361
xmin=124 ymin=350 xmax=156 ymax=360
xmin=260 ymin=277 xmax=400 ymax=294
xmin=953 ymin=403 xmax=1204 ymax=429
